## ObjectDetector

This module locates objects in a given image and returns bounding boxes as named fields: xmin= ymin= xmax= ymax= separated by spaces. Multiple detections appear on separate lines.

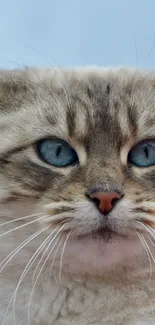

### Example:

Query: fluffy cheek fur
xmin=0 ymin=197 xmax=39 ymax=220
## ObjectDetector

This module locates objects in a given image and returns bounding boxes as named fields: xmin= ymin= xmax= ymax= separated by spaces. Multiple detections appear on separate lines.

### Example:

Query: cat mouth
xmin=61 ymin=224 xmax=127 ymax=243
xmin=44 ymin=209 xmax=129 ymax=241
xmin=44 ymin=201 xmax=135 ymax=240
xmin=79 ymin=227 xmax=126 ymax=240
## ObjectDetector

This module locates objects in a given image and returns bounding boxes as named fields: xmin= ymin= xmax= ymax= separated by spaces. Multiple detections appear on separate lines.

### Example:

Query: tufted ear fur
xmin=0 ymin=69 xmax=30 ymax=110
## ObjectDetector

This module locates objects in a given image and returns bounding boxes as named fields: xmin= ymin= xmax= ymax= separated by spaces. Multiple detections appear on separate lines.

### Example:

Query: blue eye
xmin=37 ymin=139 xmax=78 ymax=167
xmin=128 ymin=140 xmax=155 ymax=167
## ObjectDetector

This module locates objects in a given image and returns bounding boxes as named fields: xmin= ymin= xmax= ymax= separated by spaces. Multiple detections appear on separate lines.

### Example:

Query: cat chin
xmin=56 ymin=232 xmax=144 ymax=276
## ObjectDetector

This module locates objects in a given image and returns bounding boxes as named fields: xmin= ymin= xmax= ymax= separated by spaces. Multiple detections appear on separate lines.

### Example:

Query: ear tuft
xmin=0 ymin=69 xmax=31 ymax=111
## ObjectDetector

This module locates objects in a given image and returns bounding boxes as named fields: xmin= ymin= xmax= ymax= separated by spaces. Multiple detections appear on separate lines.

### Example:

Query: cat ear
xmin=0 ymin=69 xmax=30 ymax=154
xmin=0 ymin=69 xmax=29 ymax=111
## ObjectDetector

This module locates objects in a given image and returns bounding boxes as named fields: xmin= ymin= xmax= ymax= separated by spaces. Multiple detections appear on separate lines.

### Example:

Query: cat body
xmin=0 ymin=67 xmax=155 ymax=324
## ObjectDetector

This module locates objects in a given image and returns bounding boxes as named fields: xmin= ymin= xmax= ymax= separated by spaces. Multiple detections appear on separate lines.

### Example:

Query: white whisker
xmin=0 ymin=212 xmax=43 ymax=227
xmin=137 ymin=222 xmax=155 ymax=240
xmin=147 ymin=236 xmax=155 ymax=248
xmin=35 ymin=235 xmax=61 ymax=283
xmin=59 ymin=230 xmax=72 ymax=285
xmin=141 ymin=234 xmax=155 ymax=265
xmin=48 ymin=236 xmax=64 ymax=281
xmin=27 ymin=223 xmax=67 ymax=325
xmin=45 ymin=59 xmax=71 ymax=110
xmin=147 ymin=224 xmax=155 ymax=235
xmin=12 ymin=225 xmax=61 ymax=325
xmin=136 ymin=231 xmax=152 ymax=282
xmin=0 ymin=226 xmax=49 ymax=274
xmin=2 ymin=225 xmax=56 ymax=325
xmin=32 ymin=228 xmax=62 ymax=283
xmin=0 ymin=215 xmax=48 ymax=238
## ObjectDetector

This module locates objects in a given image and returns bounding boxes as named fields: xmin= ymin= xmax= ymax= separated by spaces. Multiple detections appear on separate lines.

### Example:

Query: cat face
xmin=1 ymin=67 xmax=155 ymax=275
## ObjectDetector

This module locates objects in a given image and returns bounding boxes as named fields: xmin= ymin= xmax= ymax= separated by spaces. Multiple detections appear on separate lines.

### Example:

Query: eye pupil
xmin=56 ymin=145 xmax=62 ymax=157
xmin=144 ymin=146 xmax=149 ymax=158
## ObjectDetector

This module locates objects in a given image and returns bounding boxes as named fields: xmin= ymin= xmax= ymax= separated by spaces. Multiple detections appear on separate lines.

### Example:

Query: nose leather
xmin=89 ymin=191 xmax=121 ymax=214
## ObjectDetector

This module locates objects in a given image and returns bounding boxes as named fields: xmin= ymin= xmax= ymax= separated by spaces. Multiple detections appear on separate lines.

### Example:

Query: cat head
xmin=1 ymin=67 xmax=155 ymax=275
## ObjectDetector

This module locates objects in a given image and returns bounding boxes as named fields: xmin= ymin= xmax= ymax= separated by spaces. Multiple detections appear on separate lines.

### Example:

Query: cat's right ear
xmin=0 ymin=69 xmax=30 ymax=154
xmin=0 ymin=69 xmax=29 ymax=112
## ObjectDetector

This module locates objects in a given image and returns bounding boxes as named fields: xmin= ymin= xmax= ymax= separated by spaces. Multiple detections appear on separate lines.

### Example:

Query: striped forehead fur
xmin=0 ymin=67 xmax=155 ymax=155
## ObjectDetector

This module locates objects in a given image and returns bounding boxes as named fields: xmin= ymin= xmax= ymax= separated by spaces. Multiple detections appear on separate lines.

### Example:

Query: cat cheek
xmin=0 ymin=197 xmax=40 ymax=220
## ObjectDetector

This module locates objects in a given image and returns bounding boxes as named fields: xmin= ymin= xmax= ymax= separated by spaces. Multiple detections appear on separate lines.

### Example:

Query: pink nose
xmin=89 ymin=191 xmax=121 ymax=214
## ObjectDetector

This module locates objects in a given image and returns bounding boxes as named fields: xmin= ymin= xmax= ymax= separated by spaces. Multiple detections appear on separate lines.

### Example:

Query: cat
xmin=0 ymin=66 xmax=155 ymax=325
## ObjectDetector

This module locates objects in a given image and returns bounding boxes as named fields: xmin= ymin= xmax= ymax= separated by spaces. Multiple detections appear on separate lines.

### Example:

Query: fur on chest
xmin=1 ymin=264 xmax=155 ymax=325
xmin=20 ymin=274 xmax=155 ymax=325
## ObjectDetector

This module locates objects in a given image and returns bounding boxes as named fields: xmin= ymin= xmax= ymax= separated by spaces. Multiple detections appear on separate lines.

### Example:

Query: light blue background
xmin=0 ymin=0 xmax=155 ymax=69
